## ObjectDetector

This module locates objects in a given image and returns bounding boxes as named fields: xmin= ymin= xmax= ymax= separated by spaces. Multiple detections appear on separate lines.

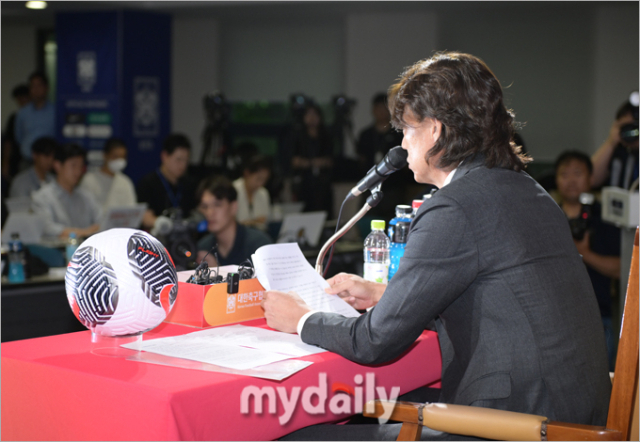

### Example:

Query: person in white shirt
xmin=32 ymin=143 xmax=101 ymax=239
xmin=80 ymin=138 xmax=137 ymax=211
xmin=233 ymin=155 xmax=272 ymax=230
xmin=9 ymin=136 xmax=56 ymax=198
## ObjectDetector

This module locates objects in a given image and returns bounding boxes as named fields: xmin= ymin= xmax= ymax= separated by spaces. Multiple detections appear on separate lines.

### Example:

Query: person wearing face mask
xmin=80 ymin=138 xmax=137 ymax=211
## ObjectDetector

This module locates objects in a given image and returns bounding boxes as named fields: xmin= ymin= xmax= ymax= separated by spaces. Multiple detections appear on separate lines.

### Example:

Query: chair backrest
xmin=606 ymin=227 xmax=639 ymax=441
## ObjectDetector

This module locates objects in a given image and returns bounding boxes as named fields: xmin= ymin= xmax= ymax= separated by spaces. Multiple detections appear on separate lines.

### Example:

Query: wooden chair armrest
xmin=365 ymin=400 xmax=547 ymax=441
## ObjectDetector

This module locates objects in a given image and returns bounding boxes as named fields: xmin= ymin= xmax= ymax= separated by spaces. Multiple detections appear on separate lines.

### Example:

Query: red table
xmin=1 ymin=319 xmax=441 ymax=441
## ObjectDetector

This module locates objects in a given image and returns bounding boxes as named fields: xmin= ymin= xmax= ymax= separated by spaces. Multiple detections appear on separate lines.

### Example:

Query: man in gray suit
xmin=262 ymin=52 xmax=611 ymax=440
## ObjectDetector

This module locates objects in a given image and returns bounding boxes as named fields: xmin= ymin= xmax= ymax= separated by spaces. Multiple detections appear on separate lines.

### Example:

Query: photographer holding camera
xmin=591 ymin=92 xmax=639 ymax=190
xmin=555 ymin=150 xmax=620 ymax=369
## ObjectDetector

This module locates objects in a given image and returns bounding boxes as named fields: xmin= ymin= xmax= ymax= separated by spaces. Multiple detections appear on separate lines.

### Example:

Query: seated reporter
xmin=263 ymin=52 xmax=611 ymax=441
xmin=196 ymin=176 xmax=272 ymax=267
xmin=32 ymin=143 xmax=101 ymax=239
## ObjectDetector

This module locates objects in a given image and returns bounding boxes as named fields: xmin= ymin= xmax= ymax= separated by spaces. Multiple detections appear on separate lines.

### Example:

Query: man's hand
xmin=261 ymin=290 xmax=311 ymax=334
xmin=325 ymin=273 xmax=386 ymax=310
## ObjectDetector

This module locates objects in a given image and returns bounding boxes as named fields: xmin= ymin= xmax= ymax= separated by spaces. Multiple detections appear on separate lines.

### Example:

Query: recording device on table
xmin=568 ymin=192 xmax=595 ymax=241
xmin=186 ymin=244 xmax=255 ymax=295
xmin=316 ymin=146 xmax=409 ymax=276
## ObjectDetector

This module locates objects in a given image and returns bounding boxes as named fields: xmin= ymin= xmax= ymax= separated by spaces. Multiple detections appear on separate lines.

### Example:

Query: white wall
xmin=1 ymin=24 xmax=37 ymax=128
xmin=345 ymin=12 xmax=438 ymax=154
xmin=438 ymin=7 xmax=596 ymax=162
xmin=171 ymin=15 xmax=221 ymax=162
xmin=219 ymin=20 xmax=344 ymax=102
xmin=592 ymin=2 xmax=640 ymax=152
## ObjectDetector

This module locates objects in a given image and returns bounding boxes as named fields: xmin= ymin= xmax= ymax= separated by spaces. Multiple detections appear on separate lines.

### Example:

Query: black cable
xmin=186 ymin=244 xmax=222 ymax=285
xmin=322 ymin=196 xmax=348 ymax=278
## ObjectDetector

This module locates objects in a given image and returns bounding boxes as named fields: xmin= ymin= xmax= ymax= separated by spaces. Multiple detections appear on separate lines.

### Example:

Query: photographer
xmin=591 ymin=93 xmax=639 ymax=190
xmin=555 ymin=150 xmax=620 ymax=368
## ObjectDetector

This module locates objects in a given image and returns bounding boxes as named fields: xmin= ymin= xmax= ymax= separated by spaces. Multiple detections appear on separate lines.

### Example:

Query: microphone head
xmin=384 ymin=146 xmax=408 ymax=172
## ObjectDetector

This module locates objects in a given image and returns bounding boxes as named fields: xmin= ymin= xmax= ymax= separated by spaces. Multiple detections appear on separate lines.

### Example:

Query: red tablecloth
xmin=1 ymin=319 xmax=441 ymax=441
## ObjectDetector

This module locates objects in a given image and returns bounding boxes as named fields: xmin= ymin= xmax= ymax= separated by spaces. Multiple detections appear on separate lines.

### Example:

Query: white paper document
xmin=252 ymin=243 xmax=360 ymax=318
xmin=127 ymin=352 xmax=313 ymax=381
xmin=122 ymin=335 xmax=291 ymax=370
xmin=192 ymin=324 xmax=327 ymax=357
xmin=122 ymin=325 xmax=326 ymax=371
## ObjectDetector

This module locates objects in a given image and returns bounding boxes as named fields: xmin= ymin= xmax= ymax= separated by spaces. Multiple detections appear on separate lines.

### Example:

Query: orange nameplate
xmin=164 ymin=279 xmax=265 ymax=328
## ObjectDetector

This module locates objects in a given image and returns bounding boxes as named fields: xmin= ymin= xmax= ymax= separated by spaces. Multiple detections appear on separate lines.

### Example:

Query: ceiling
xmin=2 ymin=1 xmax=606 ymax=27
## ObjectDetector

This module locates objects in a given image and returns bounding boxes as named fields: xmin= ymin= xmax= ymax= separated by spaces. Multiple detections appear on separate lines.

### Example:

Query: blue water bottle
xmin=8 ymin=233 xmax=26 ymax=283
xmin=388 ymin=221 xmax=410 ymax=280
xmin=66 ymin=232 xmax=79 ymax=263
xmin=387 ymin=205 xmax=413 ymax=241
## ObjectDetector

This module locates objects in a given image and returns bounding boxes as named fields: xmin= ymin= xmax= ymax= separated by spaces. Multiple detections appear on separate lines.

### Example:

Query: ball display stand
xmin=90 ymin=331 xmax=143 ymax=358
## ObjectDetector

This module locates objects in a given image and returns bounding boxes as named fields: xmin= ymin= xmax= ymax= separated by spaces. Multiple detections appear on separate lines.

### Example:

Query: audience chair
xmin=364 ymin=228 xmax=639 ymax=441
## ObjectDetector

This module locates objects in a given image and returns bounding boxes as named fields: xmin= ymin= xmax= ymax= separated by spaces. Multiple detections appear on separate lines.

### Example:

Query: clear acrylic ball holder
xmin=90 ymin=330 xmax=143 ymax=358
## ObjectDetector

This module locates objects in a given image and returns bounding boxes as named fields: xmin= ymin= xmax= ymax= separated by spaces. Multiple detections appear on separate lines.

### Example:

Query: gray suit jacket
xmin=301 ymin=156 xmax=611 ymax=425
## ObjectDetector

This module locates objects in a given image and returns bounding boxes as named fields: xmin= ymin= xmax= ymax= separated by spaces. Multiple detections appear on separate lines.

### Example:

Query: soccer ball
xmin=65 ymin=228 xmax=178 ymax=337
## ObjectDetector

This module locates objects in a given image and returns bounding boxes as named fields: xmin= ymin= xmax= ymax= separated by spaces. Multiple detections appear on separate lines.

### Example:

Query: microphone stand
xmin=315 ymin=184 xmax=384 ymax=275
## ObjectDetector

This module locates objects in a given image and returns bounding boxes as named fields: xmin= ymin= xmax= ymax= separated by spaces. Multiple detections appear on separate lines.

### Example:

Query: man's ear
xmin=432 ymin=119 xmax=443 ymax=143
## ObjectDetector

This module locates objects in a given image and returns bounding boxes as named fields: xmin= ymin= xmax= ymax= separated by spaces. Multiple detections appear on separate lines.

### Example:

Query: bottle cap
xmin=371 ymin=220 xmax=385 ymax=230
xmin=395 ymin=205 xmax=413 ymax=216
xmin=412 ymin=200 xmax=424 ymax=209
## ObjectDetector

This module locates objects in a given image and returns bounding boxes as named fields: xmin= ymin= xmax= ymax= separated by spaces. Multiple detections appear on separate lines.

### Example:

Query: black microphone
xmin=346 ymin=146 xmax=408 ymax=200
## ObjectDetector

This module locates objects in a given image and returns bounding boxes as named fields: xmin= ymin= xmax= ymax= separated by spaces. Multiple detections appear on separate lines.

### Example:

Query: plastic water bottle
xmin=389 ymin=221 xmax=411 ymax=280
xmin=66 ymin=232 xmax=79 ymax=263
xmin=8 ymin=233 xmax=26 ymax=283
xmin=363 ymin=220 xmax=390 ymax=283
xmin=412 ymin=199 xmax=424 ymax=216
xmin=387 ymin=205 xmax=413 ymax=242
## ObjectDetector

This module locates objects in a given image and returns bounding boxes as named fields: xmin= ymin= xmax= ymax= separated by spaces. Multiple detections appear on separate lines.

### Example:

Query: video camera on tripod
xmin=151 ymin=207 xmax=207 ymax=271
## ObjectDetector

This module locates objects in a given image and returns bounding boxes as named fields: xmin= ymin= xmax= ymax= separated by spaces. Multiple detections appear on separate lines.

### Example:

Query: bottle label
xmin=364 ymin=262 xmax=389 ymax=284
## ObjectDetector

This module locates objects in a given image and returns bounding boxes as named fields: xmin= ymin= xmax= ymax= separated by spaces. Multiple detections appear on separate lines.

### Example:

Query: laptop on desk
xmin=99 ymin=204 xmax=147 ymax=231
xmin=1 ymin=213 xmax=45 ymax=245
xmin=276 ymin=211 xmax=327 ymax=248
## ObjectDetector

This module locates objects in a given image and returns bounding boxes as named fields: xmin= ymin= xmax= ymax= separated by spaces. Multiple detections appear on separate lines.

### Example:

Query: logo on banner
xmin=226 ymin=294 xmax=236 ymax=314
xmin=77 ymin=51 xmax=97 ymax=93
xmin=133 ymin=77 xmax=160 ymax=137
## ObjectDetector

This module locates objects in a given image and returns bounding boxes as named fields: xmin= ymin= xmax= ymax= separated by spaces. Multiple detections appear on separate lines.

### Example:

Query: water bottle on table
xmin=387 ymin=204 xmax=413 ymax=242
xmin=66 ymin=232 xmax=79 ymax=263
xmin=389 ymin=221 xmax=411 ymax=280
xmin=363 ymin=220 xmax=390 ymax=284
xmin=8 ymin=233 xmax=26 ymax=283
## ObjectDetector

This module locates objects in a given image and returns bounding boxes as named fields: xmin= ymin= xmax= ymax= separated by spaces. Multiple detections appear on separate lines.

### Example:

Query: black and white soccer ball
xmin=65 ymin=228 xmax=178 ymax=336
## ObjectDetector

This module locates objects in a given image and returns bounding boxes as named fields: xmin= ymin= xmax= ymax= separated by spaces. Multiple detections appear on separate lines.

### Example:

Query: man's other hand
xmin=325 ymin=273 xmax=386 ymax=310
xmin=261 ymin=290 xmax=311 ymax=334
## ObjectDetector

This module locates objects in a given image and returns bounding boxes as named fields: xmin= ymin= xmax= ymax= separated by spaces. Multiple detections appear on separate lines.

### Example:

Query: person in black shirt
xmin=288 ymin=103 xmax=334 ymax=216
xmin=555 ymin=151 xmax=621 ymax=369
xmin=356 ymin=92 xmax=404 ymax=169
xmin=357 ymin=92 xmax=410 ymax=220
xmin=137 ymin=133 xmax=196 ymax=229
xmin=591 ymin=96 xmax=639 ymax=190
xmin=196 ymin=176 xmax=272 ymax=267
